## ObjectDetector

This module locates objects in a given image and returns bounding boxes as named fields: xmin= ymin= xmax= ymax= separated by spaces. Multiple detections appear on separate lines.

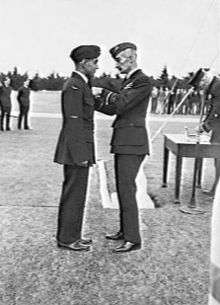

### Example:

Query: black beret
xmin=109 ymin=42 xmax=137 ymax=59
xmin=70 ymin=45 xmax=101 ymax=63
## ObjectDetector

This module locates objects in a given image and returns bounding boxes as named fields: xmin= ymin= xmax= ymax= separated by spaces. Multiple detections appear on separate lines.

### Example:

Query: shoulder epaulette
xmin=63 ymin=77 xmax=82 ymax=91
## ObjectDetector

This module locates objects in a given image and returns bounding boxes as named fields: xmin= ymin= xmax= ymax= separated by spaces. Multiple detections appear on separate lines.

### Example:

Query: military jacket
xmin=54 ymin=72 xmax=95 ymax=165
xmin=0 ymin=86 xmax=12 ymax=107
xmin=94 ymin=69 xmax=152 ymax=154
xmin=17 ymin=86 xmax=30 ymax=107
xmin=203 ymin=77 xmax=220 ymax=143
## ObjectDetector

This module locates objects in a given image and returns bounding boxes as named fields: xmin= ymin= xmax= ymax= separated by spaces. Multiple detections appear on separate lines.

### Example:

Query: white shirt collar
xmin=74 ymin=70 xmax=88 ymax=83
xmin=126 ymin=68 xmax=139 ymax=80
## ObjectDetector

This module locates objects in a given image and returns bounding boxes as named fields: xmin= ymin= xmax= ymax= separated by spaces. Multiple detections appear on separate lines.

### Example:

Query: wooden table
xmin=162 ymin=133 xmax=220 ymax=204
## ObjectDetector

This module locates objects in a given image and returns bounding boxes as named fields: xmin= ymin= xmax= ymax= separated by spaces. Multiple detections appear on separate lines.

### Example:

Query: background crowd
xmin=0 ymin=66 xmax=216 ymax=116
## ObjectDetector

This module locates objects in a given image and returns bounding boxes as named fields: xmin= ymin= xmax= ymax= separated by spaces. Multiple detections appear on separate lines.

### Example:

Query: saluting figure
xmin=0 ymin=77 xmax=12 ymax=131
xmin=94 ymin=42 xmax=152 ymax=253
xmin=54 ymin=45 xmax=100 ymax=251
xmin=17 ymin=79 xmax=31 ymax=130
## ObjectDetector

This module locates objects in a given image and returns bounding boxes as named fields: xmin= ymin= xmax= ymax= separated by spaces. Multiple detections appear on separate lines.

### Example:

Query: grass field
xmin=0 ymin=91 xmax=214 ymax=305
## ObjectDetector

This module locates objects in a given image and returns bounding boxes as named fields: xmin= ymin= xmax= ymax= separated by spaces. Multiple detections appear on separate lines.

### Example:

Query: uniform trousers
xmin=0 ymin=105 xmax=11 ymax=130
xmin=18 ymin=105 xmax=29 ymax=129
xmin=114 ymin=154 xmax=145 ymax=244
xmin=56 ymin=164 xmax=89 ymax=244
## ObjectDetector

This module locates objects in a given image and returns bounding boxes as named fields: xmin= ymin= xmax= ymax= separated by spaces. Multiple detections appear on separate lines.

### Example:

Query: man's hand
xmin=197 ymin=124 xmax=205 ymax=133
xmin=197 ymin=121 xmax=212 ymax=134
xmin=92 ymin=87 xmax=103 ymax=97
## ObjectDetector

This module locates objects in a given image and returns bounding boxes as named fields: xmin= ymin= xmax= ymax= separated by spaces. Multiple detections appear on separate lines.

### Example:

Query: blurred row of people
xmin=0 ymin=80 xmax=212 ymax=132
xmin=150 ymin=86 xmax=208 ymax=115
xmin=0 ymin=78 xmax=31 ymax=131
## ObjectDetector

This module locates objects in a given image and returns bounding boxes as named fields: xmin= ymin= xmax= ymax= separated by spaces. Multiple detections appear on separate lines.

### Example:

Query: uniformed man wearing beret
xmin=0 ymin=77 xmax=12 ymax=131
xmin=200 ymin=72 xmax=220 ymax=196
xmin=17 ymin=79 xmax=31 ymax=130
xmin=54 ymin=45 xmax=100 ymax=251
xmin=94 ymin=42 xmax=152 ymax=253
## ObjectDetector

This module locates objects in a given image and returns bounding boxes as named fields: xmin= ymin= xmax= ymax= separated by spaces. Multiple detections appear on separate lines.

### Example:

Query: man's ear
xmin=132 ymin=53 xmax=137 ymax=62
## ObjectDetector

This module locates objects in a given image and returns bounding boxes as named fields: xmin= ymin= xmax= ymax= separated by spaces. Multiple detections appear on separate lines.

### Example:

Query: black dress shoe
xmin=112 ymin=241 xmax=141 ymax=253
xmin=105 ymin=232 xmax=124 ymax=240
xmin=79 ymin=238 xmax=92 ymax=245
xmin=57 ymin=240 xmax=90 ymax=251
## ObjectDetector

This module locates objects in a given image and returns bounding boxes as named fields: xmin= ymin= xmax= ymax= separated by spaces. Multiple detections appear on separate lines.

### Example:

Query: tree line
xmin=0 ymin=66 xmax=203 ymax=91
xmin=0 ymin=67 xmax=66 ymax=91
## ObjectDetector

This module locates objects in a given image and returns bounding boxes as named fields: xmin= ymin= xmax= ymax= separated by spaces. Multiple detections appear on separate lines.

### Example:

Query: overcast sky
xmin=0 ymin=0 xmax=219 ymax=78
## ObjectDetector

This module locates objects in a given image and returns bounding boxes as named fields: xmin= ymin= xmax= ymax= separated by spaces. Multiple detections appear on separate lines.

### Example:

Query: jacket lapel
xmin=122 ymin=69 xmax=142 ymax=88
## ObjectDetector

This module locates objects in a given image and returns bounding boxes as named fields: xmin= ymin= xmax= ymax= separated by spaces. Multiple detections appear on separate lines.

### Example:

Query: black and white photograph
xmin=0 ymin=0 xmax=220 ymax=304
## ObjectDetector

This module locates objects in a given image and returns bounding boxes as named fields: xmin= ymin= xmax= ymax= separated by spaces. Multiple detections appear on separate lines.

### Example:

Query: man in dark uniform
xmin=167 ymin=88 xmax=176 ymax=114
xmin=94 ymin=42 xmax=152 ymax=253
xmin=200 ymin=74 xmax=220 ymax=196
xmin=54 ymin=45 xmax=100 ymax=251
xmin=0 ymin=77 xmax=12 ymax=131
xmin=17 ymin=79 xmax=31 ymax=130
